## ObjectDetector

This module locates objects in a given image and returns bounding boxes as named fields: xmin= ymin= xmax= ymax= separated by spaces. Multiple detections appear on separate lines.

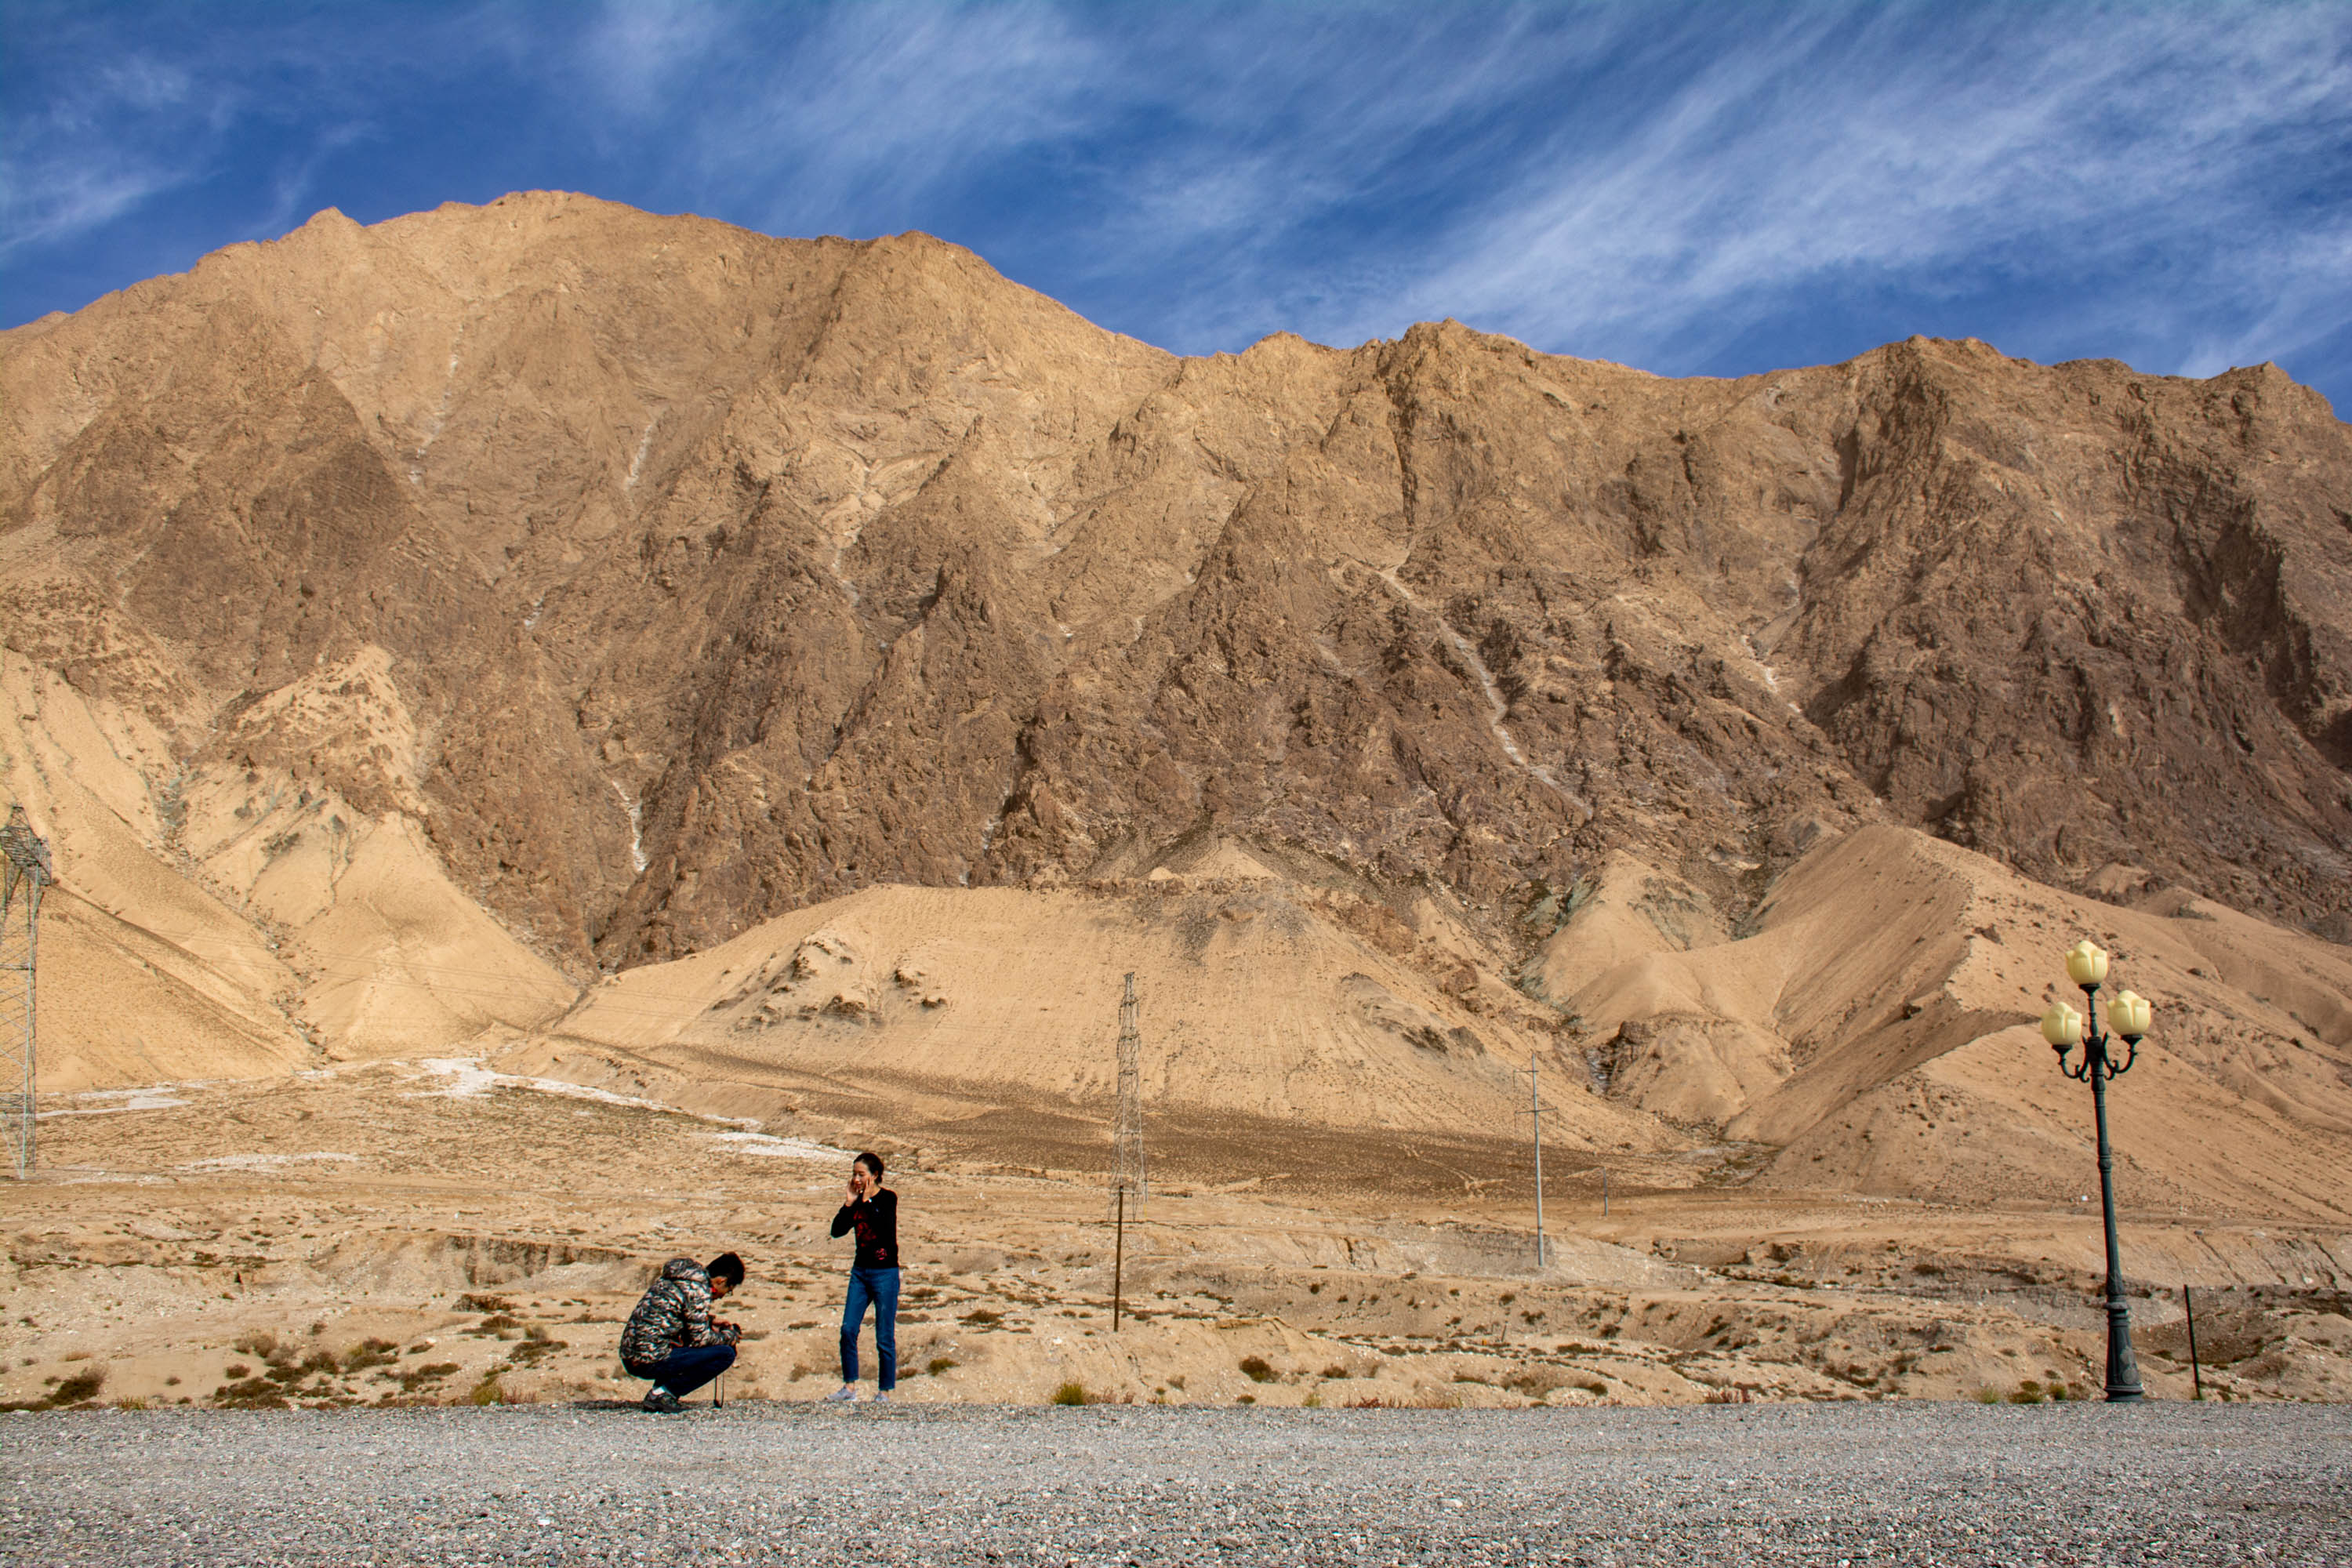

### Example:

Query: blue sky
xmin=5 ymin=2 xmax=2350 ymax=412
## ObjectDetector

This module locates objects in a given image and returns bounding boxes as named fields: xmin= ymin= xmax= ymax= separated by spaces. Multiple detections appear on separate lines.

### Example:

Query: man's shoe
xmin=641 ymin=1388 xmax=684 ymax=1413
xmin=872 ymin=1391 xmax=891 ymax=1403
xmin=824 ymin=1386 xmax=857 ymax=1403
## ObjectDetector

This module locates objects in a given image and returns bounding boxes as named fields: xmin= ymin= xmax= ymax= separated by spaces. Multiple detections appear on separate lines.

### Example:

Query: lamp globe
xmin=2108 ymin=989 xmax=2152 ymax=1040
xmin=2065 ymin=940 xmax=2111 ymax=987
xmin=2041 ymin=1001 xmax=2084 ymax=1050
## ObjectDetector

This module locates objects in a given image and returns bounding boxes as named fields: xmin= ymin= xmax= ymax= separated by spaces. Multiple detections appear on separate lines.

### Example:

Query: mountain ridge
xmin=2 ymin=191 xmax=2348 ymax=1214
xmin=5 ymin=194 xmax=2349 ymax=981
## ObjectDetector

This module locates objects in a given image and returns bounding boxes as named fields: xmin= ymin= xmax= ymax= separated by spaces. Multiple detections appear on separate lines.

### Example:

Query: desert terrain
xmin=2 ymin=194 xmax=2348 ymax=1414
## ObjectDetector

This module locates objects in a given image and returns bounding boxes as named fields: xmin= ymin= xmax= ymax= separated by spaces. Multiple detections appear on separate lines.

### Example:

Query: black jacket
xmin=831 ymin=1189 xmax=898 ymax=1269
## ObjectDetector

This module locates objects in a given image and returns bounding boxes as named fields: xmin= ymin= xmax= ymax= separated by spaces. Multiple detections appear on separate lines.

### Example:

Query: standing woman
xmin=829 ymin=1151 xmax=899 ymax=1403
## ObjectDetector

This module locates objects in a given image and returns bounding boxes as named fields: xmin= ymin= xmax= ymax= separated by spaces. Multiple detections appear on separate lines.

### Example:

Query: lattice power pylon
xmin=1111 ymin=971 xmax=1147 ymax=1212
xmin=1 ymin=805 xmax=54 ymax=1180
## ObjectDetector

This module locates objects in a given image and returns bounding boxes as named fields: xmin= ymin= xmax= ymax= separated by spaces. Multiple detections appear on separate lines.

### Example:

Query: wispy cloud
xmin=577 ymin=0 xmax=728 ymax=119
xmin=0 ymin=42 xmax=205 ymax=260
xmin=5 ymin=1 xmax=2348 ymax=409
xmin=590 ymin=2 xmax=1108 ymax=230
xmin=1370 ymin=5 xmax=2352 ymax=378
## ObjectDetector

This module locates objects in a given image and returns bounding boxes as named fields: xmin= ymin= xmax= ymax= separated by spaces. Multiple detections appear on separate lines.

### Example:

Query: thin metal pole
xmin=1601 ymin=1168 xmax=1608 ymax=1219
xmin=1530 ymin=1065 xmax=1545 ymax=1269
xmin=2183 ymin=1284 xmax=2202 ymax=1401
xmin=1112 ymin=1187 xmax=1125 ymax=1332
xmin=2087 ymin=1020 xmax=2144 ymax=1403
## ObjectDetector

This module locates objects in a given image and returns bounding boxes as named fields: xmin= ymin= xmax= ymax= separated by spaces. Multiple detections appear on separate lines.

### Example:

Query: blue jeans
xmin=840 ymin=1266 xmax=899 ymax=1391
xmin=630 ymin=1343 xmax=735 ymax=1399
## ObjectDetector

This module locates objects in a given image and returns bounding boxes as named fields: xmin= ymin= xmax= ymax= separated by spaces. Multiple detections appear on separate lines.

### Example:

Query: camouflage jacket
xmin=619 ymin=1257 xmax=740 ymax=1369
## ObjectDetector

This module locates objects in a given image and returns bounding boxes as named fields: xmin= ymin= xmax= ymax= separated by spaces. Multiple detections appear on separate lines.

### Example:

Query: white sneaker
xmin=872 ymin=1391 xmax=891 ymax=1404
xmin=824 ymin=1386 xmax=857 ymax=1403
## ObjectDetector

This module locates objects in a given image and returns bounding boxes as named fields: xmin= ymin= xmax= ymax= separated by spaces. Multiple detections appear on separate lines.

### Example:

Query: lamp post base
xmin=2104 ymin=1298 xmax=2145 ymax=1403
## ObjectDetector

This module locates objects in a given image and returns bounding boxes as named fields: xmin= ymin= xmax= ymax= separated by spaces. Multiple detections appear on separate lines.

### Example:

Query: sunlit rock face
xmin=4 ymin=191 xmax=2347 ymax=972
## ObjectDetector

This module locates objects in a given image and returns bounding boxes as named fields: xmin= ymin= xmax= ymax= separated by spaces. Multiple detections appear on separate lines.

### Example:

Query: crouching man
xmin=619 ymin=1251 xmax=744 ymax=1412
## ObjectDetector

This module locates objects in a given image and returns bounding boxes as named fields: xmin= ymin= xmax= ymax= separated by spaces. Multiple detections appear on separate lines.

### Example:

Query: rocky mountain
xmin=5 ymin=192 xmax=2347 ymax=981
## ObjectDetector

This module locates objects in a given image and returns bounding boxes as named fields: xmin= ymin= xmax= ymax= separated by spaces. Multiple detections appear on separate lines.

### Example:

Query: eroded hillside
xmin=0 ymin=194 xmax=2347 ymax=1227
xmin=5 ymin=193 xmax=2346 ymax=979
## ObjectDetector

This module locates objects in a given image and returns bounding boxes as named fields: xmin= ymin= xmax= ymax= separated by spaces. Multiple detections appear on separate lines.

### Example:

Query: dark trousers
xmin=841 ymin=1265 xmax=900 ymax=1391
xmin=630 ymin=1343 xmax=735 ymax=1399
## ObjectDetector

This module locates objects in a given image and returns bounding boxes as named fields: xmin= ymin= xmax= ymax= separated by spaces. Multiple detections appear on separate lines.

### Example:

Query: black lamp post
xmin=2040 ymin=939 xmax=2151 ymax=1403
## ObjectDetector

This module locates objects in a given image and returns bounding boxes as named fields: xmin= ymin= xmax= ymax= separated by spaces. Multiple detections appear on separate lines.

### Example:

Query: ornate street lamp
xmin=2039 ymin=938 xmax=2151 ymax=1403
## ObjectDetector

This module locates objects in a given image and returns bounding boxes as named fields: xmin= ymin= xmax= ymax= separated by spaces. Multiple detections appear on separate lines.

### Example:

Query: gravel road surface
xmin=4 ymin=1401 xmax=2347 ymax=1566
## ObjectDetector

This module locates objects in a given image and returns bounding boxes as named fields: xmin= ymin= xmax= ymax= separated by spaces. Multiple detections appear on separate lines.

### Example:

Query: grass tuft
xmin=1050 ymin=1381 xmax=1088 ymax=1406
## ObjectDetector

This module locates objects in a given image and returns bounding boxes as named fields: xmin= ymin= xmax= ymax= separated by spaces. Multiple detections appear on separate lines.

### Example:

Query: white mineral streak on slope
xmin=411 ymin=1058 xmax=499 ymax=1097
xmin=829 ymin=538 xmax=862 ymax=608
xmin=38 ymin=1091 xmax=190 ymax=1117
xmin=179 ymin=1152 xmax=361 ymax=1170
xmin=1744 ymin=633 xmax=1806 ymax=718
xmin=402 ymin=1059 xmax=844 ymax=1143
xmin=702 ymin=1131 xmax=848 ymax=1160
xmin=625 ymin=417 xmax=658 ymax=492
xmin=612 ymin=780 xmax=648 ymax=873
xmin=1375 ymin=568 xmax=1592 ymax=817
xmin=409 ymin=328 xmax=468 ymax=485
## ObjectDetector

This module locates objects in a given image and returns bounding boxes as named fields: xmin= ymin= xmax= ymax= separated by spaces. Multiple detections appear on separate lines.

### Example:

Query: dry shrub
xmin=1503 ymin=1365 xmax=1578 ymax=1398
xmin=394 ymin=1362 xmax=460 ymax=1394
xmin=342 ymin=1339 xmax=399 ymax=1372
xmin=214 ymin=1376 xmax=289 ymax=1410
xmin=51 ymin=1366 xmax=107 ymax=1405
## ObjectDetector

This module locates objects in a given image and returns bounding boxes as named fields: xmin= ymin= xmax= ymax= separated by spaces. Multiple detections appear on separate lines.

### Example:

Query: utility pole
xmin=1 ymin=806 xmax=54 ymax=1181
xmin=1112 ymin=1188 xmax=1126 ymax=1332
xmin=1112 ymin=972 xmax=1146 ymax=1209
xmin=1110 ymin=973 xmax=1145 ymax=1330
xmin=1517 ymin=1063 xmax=1552 ymax=1269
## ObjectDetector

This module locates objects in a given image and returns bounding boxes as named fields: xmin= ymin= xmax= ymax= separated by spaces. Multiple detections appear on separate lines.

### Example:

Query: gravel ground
xmin=3 ymin=1401 xmax=2347 ymax=1566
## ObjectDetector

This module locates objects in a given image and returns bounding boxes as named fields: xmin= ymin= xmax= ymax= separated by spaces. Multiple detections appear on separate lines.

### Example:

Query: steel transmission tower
xmin=1 ymin=806 xmax=53 ymax=1180
xmin=1111 ymin=971 xmax=1147 ymax=1210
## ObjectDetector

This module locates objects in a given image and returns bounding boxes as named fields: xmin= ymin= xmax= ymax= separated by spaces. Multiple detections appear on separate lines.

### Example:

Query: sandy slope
xmin=0 ymin=646 xmax=575 ymax=1083
xmin=4 ymin=1063 xmax=2347 ymax=1416
xmin=3 ymin=638 xmax=2347 ymax=1230
xmin=1528 ymin=825 xmax=2352 ymax=1218
xmin=510 ymin=876 xmax=1661 ymax=1148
